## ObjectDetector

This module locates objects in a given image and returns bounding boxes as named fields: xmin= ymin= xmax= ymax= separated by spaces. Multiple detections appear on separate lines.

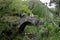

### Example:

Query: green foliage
xmin=32 ymin=2 xmax=46 ymax=17
xmin=44 ymin=21 xmax=58 ymax=32
xmin=24 ymin=25 xmax=36 ymax=33
xmin=56 ymin=0 xmax=60 ymax=16
xmin=27 ymin=0 xmax=46 ymax=17
xmin=1 ymin=16 xmax=20 ymax=24
xmin=0 ymin=0 xmax=60 ymax=40
xmin=0 ymin=0 xmax=32 ymax=16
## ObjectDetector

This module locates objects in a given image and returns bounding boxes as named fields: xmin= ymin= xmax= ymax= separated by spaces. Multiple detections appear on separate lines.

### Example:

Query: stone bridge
xmin=17 ymin=16 xmax=38 ymax=33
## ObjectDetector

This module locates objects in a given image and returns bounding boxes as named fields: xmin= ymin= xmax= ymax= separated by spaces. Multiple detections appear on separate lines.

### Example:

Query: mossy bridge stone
xmin=17 ymin=16 xmax=38 ymax=33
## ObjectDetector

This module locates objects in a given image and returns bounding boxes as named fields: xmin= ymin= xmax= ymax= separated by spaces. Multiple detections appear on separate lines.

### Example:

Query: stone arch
xmin=17 ymin=16 xmax=37 ymax=33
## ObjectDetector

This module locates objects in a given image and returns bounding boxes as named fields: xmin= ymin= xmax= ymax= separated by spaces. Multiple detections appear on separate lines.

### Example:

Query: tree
xmin=26 ymin=0 xmax=47 ymax=17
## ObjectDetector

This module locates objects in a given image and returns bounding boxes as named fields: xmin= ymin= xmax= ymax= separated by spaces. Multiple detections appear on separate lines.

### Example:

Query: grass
xmin=24 ymin=25 xmax=37 ymax=33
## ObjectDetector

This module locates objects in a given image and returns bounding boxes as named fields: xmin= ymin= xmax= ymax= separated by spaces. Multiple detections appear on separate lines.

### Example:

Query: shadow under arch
xmin=18 ymin=21 xmax=33 ymax=33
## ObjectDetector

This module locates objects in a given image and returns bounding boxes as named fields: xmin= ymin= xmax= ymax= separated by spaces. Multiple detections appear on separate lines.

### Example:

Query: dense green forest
xmin=0 ymin=0 xmax=60 ymax=40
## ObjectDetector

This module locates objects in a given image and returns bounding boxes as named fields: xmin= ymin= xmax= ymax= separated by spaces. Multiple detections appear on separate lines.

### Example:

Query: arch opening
xmin=18 ymin=21 xmax=33 ymax=33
